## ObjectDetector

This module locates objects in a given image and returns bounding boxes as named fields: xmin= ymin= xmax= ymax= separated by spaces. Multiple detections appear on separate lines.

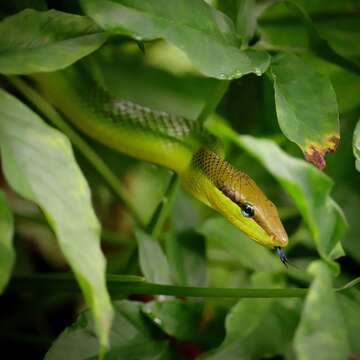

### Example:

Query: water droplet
xmin=153 ymin=317 xmax=162 ymax=326
xmin=234 ymin=70 xmax=243 ymax=78
xmin=254 ymin=68 xmax=262 ymax=76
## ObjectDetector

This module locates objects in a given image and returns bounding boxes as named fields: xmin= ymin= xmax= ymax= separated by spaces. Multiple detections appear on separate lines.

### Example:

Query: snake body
xmin=32 ymin=67 xmax=288 ymax=253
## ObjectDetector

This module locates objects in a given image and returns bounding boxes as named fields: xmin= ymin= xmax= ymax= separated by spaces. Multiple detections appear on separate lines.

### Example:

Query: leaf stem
xmin=6 ymin=75 xmax=144 ymax=227
xmin=9 ymin=274 xmax=359 ymax=299
xmin=9 ymin=274 xmax=308 ymax=298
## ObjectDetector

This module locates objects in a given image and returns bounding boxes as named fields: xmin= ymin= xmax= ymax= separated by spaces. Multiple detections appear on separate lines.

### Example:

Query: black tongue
xmin=274 ymin=246 xmax=288 ymax=267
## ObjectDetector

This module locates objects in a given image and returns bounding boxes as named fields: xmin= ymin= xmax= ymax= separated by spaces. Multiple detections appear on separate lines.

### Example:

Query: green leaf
xmin=142 ymin=299 xmax=203 ymax=342
xmin=258 ymin=1 xmax=360 ymax=75
xmin=217 ymin=0 xmax=257 ymax=46
xmin=338 ymin=294 xmax=360 ymax=355
xmin=198 ymin=217 xmax=282 ymax=272
xmin=0 ymin=89 xmax=113 ymax=349
xmin=165 ymin=230 xmax=207 ymax=287
xmin=353 ymin=119 xmax=360 ymax=172
xmin=46 ymin=300 xmax=172 ymax=360
xmin=294 ymin=261 xmax=350 ymax=360
xmin=235 ymin=0 xmax=257 ymax=46
xmin=0 ymin=9 xmax=108 ymax=74
xmin=80 ymin=0 xmax=270 ymax=79
xmin=284 ymin=0 xmax=360 ymax=76
xmin=0 ymin=191 xmax=15 ymax=293
xmin=201 ymin=273 xmax=300 ymax=359
xmin=207 ymin=119 xmax=347 ymax=270
xmin=134 ymin=228 xmax=172 ymax=284
xmin=270 ymin=53 xmax=339 ymax=169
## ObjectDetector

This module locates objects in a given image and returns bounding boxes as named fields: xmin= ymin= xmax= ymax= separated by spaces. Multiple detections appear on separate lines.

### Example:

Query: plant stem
xmin=9 ymin=274 xmax=359 ymax=299
xmin=10 ymin=274 xmax=308 ymax=298
xmin=6 ymin=75 xmax=144 ymax=227
xmin=147 ymin=173 xmax=180 ymax=238
xmin=197 ymin=80 xmax=230 ymax=126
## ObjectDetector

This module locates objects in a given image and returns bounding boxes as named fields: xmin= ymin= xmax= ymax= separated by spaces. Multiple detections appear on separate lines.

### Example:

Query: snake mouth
xmin=274 ymin=246 xmax=288 ymax=267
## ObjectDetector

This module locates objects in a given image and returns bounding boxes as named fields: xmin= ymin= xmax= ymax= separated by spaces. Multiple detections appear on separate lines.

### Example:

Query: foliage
xmin=0 ymin=0 xmax=359 ymax=359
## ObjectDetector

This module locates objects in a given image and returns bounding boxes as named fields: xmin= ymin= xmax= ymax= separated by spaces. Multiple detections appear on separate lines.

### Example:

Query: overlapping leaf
xmin=207 ymin=119 xmax=346 ymax=270
xmin=80 ymin=0 xmax=270 ymax=79
xmin=294 ymin=261 xmax=350 ymax=360
xmin=201 ymin=273 xmax=300 ymax=359
xmin=0 ymin=89 xmax=113 ymax=349
xmin=135 ymin=228 xmax=171 ymax=284
xmin=46 ymin=300 xmax=172 ymax=360
xmin=0 ymin=9 xmax=108 ymax=74
xmin=0 ymin=191 xmax=15 ymax=293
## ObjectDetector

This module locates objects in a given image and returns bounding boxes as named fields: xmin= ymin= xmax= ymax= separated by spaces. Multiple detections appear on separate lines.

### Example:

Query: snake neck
xmin=32 ymin=68 xmax=221 ymax=174
xmin=181 ymin=148 xmax=239 ymax=206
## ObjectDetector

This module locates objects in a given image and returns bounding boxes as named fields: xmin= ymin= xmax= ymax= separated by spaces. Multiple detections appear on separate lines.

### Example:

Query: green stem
xmin=7 ymin=75 xmax=144 ymax=227
xmin=197 ymin=80 xmax=230 ymax=126
xmin=9 ymin=274 xmax=359 ymax=299
xmin=10 ymin=274 xmax=308 ymax=298
xmin=147 ymin=174 xmax=180 ymax=238
xmin=336 ymin=276 xmax=360 ymax=292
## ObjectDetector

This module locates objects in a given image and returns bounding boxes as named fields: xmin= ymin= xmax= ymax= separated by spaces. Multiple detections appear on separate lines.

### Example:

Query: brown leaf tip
xmin=304 ymin=135 xmax=340 ymax=170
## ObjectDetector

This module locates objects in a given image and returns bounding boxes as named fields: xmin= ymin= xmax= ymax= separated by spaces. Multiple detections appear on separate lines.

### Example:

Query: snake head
xmin=206 ymin=169 xmax=288 ymax=250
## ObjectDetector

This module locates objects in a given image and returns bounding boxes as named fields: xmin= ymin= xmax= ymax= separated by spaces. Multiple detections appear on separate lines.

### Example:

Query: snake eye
xmin=241 ymin=203 xmax=255 ymax=217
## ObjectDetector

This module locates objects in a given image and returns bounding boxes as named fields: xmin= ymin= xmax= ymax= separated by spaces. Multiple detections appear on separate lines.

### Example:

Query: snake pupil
xmin=241 ymin=203 xmax=255 ymax=217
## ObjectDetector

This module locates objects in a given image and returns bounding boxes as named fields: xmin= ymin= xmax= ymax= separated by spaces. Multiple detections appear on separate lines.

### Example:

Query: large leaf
xmin=207 ymin=119 xmax=346 ymax=270
xmin=270 ymin=53 xmax=339 ymax=169
xmin=80 ymin=0 xmax=270 ymax=79
xmin=142 ymin=299 xmax=203 ymax=342
xmin=294 ymin=261 xmax=350 ymax=360
xmin=135 ymin=228 xmax=172 ymax=284
xmin=0 ymin=89 xmax=113 ymax=349
xmin=0 ymin=9 xmax=108 ymax=74
xmin=353 ymin=119 xmax=360 ymax=172
xmin=46 ymin=300 xmax=172 ymax=360
xmin=338 ymin=293 xmax=360 ymax=355
xmin=165 ymin=230 xmax=207 ymax=287
xmin=201 ymin=273 xmax=300 ymax=359
xmin=0 ymin=191 xmax=15 ymax=293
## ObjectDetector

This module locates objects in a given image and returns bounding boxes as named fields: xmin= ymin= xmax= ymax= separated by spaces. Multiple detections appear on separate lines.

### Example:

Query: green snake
xmin=32 ymin=66 xmax=288 ymax=264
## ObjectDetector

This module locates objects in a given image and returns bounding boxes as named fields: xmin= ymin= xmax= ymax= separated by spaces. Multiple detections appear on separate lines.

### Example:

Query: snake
xmin=31 ymin=66 xmax=289 ymax=265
